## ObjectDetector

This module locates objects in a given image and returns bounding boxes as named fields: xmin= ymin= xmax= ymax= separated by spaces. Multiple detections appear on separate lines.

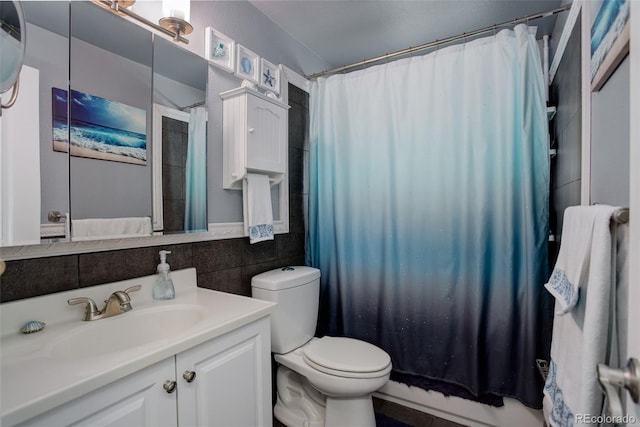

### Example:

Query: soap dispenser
xmin=153 ymin=250 xmax=175 ymax=300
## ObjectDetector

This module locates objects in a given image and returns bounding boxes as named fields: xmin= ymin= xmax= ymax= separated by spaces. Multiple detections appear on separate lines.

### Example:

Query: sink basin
xmin=49 ymin=305 xmax=205 ymax=359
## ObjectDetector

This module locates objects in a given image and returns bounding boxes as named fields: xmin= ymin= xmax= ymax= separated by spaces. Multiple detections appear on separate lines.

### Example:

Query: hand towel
xmin=243 ymin=173 xmax=274 ymax=244
xmin=543 ymin=205 xmax=620 ymax=427
xmin=71 ymin=217 xmax=153 ymax=241
xmin=545 ymin=207 xmax=600 ymax=314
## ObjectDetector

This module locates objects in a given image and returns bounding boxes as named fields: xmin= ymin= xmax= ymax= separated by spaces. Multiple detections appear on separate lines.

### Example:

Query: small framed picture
xmin=235 ymin=44 xmax=259 ymax=84
xmin=259 ymin=58 xmax=280 ymax=95
xmin=205 ymin=27 xmax=235 ymax=73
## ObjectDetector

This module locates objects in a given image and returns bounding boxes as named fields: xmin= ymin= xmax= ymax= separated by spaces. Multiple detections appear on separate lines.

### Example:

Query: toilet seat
xmin=303 ymin=336 xmax=391 ymax=379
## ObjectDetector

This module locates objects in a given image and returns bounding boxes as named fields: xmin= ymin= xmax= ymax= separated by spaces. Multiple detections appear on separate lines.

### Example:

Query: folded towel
xmin=243 ymin=174 xmax=274 ymax=244
xmin=72 ymin=217 xmax=153 ymax=241
xmin=543 ymin=205 xmax=620 ymax=427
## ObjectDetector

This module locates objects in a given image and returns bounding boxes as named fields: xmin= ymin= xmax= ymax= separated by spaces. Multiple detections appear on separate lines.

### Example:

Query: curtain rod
xmin=306 ymin=4 xmax=571 ymax=80
xmin=179 ymin=100 xmax=206 ymax=111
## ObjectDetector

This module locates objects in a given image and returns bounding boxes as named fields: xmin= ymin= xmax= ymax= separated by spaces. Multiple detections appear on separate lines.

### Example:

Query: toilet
xmin=251 ymin=266 xmax=392 ymax=427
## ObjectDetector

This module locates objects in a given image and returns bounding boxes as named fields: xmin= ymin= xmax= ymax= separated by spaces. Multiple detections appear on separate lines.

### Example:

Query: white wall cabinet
xmin=221 ymin=87 xmax=289 ymax=189
xmin=19 ymin=318 xmax=272 ymax=427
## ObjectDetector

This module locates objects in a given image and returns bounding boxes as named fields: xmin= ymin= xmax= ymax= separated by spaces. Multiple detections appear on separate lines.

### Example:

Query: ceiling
xmin=250 ymin=0 xmax=565 ymax=72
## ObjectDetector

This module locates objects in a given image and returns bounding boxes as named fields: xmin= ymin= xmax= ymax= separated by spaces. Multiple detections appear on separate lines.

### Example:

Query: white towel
xmin=243 ymin=174 xmax=274 ymax=244
xmin=72 ymin=217 xmax=153 ymax=241
xmin=543 ymin=205 xmax=620 ymax=427
xmin=545 ymin=207 xmax=598 ymax=314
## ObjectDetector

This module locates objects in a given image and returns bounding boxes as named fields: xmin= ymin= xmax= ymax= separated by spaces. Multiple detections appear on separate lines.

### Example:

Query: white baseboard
xmin=374 ymin=380 xmax=544 ymax=427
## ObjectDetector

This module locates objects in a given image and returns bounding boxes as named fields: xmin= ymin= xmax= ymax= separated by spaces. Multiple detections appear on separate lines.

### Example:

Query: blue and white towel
xmin=545 ymin=207 xmax=601 ymax=314
xmin=243 ymin=173 xmax=274 ymax=244
xmin=543 ymin=205 xmax=620 ymax=427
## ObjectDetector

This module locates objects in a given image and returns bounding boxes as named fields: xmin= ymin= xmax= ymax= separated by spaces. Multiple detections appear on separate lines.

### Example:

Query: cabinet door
xmin=176 ymin=318 xmax=272 ymax=427
xmin=246 ymin=95 xmax=287 ymax=174
xmin=19 ymin=358 xmax=177 ymax=427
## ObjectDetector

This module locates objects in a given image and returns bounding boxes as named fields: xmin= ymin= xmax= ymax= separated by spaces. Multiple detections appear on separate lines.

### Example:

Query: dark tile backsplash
xmin=1 ymin=84 xmax=309 ymax=303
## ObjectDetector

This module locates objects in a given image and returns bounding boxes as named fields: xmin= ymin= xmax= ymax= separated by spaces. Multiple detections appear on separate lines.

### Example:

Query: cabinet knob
xmin=163 ymin=380 xmax=177 ymax=393
xmin=183 ymin=370 xmax=197 ymax=383
xmin=248 ymin=127 xmax=255 ymax=134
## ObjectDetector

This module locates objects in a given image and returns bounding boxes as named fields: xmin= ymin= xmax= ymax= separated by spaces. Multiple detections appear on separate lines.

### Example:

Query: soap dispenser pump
xmin=153 ymin=250 xmax=175 ymax=300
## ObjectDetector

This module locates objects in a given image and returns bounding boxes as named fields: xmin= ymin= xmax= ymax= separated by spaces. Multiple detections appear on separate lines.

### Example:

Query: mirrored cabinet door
xmin=69 ymin=2 xmax=153 ymax=241
xmin=1 ymin=1 xmax=70 ymax=247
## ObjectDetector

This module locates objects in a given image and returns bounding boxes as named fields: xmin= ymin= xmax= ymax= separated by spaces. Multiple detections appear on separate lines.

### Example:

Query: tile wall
xmin=162 ymin=116 xmax=188 ymax=233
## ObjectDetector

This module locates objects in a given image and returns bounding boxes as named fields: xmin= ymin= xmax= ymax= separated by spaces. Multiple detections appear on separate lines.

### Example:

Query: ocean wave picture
xmin=590 ymin=0 xmax=629 ymax=88
xmin=52 ymin=87 xmax=147 ymax=165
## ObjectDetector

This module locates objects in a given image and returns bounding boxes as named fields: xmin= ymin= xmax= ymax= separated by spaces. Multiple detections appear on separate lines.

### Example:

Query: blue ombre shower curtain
xmin=307 ymin=25 xmax=549 ymax=407
xmin=185 ymin=106 xmax=207 ymax=232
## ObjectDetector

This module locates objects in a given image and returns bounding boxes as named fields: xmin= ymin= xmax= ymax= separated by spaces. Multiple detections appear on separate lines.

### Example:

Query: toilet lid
xmin=303 ymin=337 xmax=391 ymax=378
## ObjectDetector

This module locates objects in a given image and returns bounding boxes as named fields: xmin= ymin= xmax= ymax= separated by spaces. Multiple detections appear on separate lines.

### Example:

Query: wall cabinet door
xmin=176 ymin=318 xmax=272 ymax=427
xmin=246 ymin=94 xmax=287 ymax=174
xmin=20 ymin=358 xmax=177 ymax=427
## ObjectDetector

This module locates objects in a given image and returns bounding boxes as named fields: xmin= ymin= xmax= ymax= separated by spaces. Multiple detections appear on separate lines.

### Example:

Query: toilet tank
xmin=251 ymin=266 xmax=321 ymax=354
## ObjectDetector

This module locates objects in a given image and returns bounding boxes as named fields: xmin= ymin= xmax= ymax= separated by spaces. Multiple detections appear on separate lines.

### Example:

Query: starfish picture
xmin=263 ymin=69 xmax=275 ymax=87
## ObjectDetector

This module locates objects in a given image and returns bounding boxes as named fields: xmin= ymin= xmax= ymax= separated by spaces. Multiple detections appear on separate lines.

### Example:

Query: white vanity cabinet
xmin=18 ymin=318 xmax=272 ymax=427
xmin=221 ymin=87 xmax=289 ymax=189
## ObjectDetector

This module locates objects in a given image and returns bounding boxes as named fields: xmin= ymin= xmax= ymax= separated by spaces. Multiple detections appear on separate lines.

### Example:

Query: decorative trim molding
xmin=281 ymin=65 xmax=311 ymax=93
xmin=549 ymin=0 xmax=582 ymax=85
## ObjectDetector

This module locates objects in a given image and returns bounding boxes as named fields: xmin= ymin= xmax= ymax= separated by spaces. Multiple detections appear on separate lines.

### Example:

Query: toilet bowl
xmin=251 ymin=266 xmax=392 ymax=427
xmin=275 ymin=337 xmax=391 ymax=426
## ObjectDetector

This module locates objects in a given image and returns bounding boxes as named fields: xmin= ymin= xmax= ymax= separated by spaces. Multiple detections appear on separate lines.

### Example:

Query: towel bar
xmin=613 ymin=208 xmax=629 ymax=224
xmin=242 ymin=175 xmax=283 ymax=187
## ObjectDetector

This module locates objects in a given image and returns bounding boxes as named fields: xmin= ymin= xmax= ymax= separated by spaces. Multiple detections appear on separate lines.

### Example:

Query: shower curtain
xmin=184 ymin=106 xmax=207 ymax=232
xmin=307 ymin=25 xmax=549 ymax=407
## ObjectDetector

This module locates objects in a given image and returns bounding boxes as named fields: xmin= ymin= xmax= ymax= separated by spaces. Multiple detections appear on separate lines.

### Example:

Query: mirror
xmin=0 ymin=1 xmax=25 ymax=96
xmin=0 ymin=1 xmax=208 ymax=247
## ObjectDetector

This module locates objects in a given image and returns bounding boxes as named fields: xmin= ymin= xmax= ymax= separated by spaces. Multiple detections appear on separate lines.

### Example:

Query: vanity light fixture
xmin=158 ymin=0 xmax=193 ymax=41
xmin=92 ymin=0 xmax=190 ymax=44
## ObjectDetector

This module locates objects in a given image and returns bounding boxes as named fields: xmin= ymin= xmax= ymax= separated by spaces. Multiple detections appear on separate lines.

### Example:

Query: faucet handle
xmin=112 ymin=285 xmax=141 ymax=313
xmin=124 ymin=285 xmax=141 ymax=295
xmin=67 ymin=297 xmax=100 ymax=320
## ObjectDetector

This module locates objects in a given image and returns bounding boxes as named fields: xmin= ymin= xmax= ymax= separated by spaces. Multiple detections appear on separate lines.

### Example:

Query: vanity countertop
xmin=0 ymin=268 xmax=276 ymax=426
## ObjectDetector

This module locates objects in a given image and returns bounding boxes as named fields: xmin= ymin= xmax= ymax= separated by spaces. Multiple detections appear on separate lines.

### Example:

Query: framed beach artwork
xmin=205 ymin=27 xmax=235 ymax=73
xmin=259 ymin=58 xmax=280 ymax=95
xmin=235 ymin=44 xmax=259 ymax=84
xmin=52 ymin=88 xmax=147 ymax=165
xmin=591 ymin=0 xmax=630 ymax=91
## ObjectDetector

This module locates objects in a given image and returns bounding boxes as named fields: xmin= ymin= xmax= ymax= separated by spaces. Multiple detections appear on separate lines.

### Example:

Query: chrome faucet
xmin=68 ymin=285 xmax=141 ymax=321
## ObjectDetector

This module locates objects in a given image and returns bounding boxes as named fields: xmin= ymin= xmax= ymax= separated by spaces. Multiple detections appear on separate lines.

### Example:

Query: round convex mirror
xmin=0 ymin=1 xmax=25 ymax=94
